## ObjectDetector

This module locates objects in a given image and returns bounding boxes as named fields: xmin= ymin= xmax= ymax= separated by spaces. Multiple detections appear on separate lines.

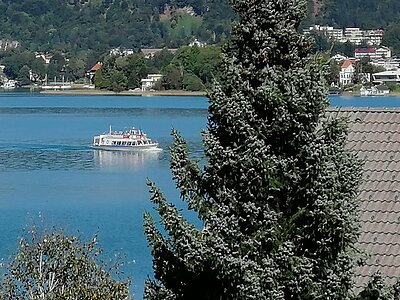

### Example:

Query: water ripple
xmin=0 ymin=107 xmax=208 ymax=117
xmin=0 ymin=148 xmax=95 ymax=171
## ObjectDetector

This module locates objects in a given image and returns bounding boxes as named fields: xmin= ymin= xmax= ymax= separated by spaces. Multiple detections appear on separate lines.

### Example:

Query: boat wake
xmin=0 ymin=142 xmax=163 ymax=171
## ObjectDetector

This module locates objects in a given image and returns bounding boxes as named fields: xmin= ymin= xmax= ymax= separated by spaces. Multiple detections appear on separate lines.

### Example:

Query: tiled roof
xmin=327 ymin=107 xmax=400 ymax=291
xmin=90 ymin=63 xmax=101 ymax=72
xmin=341 ymin=59 xmax=355 ymax=69
xmin=355 ymin=48 xmax=376 ymax=53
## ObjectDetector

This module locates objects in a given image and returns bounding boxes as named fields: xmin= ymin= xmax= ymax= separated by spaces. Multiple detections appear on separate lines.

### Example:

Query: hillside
xmin=0 ymin=0 xmax=233 ymax=53
xmin=310 ymin=0 xmax=400 ymax=28
xmin=1 ymin=0 xmax=400 ymax=77
xmin=1 ymin=0 xmax=400 ymax=55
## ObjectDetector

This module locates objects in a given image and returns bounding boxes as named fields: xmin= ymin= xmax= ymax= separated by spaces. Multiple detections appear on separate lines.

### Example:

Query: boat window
xmin=112 ymin=141 xmax=116 ymax=145
xmin=117 ymin=141 xmax=121 ymax=145
xmin=127 ymin=142 xmax=132 ymax=146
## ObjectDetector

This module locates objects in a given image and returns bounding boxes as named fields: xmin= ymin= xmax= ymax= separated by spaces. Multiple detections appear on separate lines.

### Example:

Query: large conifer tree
xmin=144 ymin=0 xmax=362 ymax=299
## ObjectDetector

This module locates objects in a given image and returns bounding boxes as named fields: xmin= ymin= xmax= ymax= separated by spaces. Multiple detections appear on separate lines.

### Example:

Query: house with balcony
xmin=371 ymin=58 xmax=400 ymax=71
xmin=355 ymin=46 xmax=392 ymax=60
xmin=141 ymin=74 xmax=163 ymax=91
xmin=354 ymin=48 xmax=377 ymax=59
xmin=372 ymin=69 xmax=400 ymax=84
xmin=340 ymin=59 xmax=356 ymax=86
xmin=375 ymin=46 xmax=392 ymax=59
xmin=83 ymin=62 xmax=102 ymax=85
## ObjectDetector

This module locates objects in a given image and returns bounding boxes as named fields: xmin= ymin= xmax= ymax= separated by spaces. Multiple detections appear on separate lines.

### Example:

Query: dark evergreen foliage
xmin=320 ymin=0 xmax=400 ymax=28
xmin=382 ymin=24 xmax=400 ymax=56
xmin=144 ymin=0 xmax=367 ymax=299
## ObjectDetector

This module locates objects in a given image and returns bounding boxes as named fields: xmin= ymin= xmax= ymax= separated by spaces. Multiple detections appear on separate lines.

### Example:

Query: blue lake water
xmin=1 ymin=91 xmax=400 ymax=298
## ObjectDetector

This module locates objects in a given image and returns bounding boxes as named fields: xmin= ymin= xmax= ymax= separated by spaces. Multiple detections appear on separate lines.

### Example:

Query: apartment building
xmin=304 ymin=25 xmax=384 ymax=46
xmin=354 ymin=47 xmax=391 ymax=60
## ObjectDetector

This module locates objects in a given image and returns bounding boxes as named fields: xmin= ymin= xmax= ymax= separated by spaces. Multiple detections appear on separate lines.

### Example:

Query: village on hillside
xmin=0 ymin=38 xmax=209 ymax=94
xmin=1 ymin=24 xmax=400 ymax=95
xmin=304 ymin=25 xmax=400 ymax=96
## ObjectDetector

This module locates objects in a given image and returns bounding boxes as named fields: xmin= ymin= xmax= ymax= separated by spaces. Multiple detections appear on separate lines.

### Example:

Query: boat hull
xmin=92 ymin=127 xmax=161 ymax=152
xmin=92 ymin=144 xmax=161 ymax=152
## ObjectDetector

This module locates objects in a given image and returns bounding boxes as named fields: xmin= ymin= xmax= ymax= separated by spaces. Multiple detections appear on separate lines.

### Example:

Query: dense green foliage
xmin=316 ymin=0 xmax=400 ymax=28
xmin=2 ymin=0 xmax=400 ymax=86
xmin=1 ymin=0 xmax=398 ymax=55
xmin=0 ymin=44 xmax=221 ymax=91
xmin=93 ymin=45 xmax=221 ymax=92
xmin=382 ymin=24 xmax=400 ymax=56
xmin=0 ymin=49 xmax=84 ymax=84
xmin=0 ymin=0 xmax=233 ymax=52
xmin=0 ymin=227 xmax=129 ymax=300
xmin=142 ymin=0 xmax=391 ymax=298
xmin=0 ymin=0 xmax=399 ymax=54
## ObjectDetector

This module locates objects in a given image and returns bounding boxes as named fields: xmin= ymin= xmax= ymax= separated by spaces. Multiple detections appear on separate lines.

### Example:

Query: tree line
xmin=94 ymin=45 xmax=222 ymax=92
xmin=0 ymin=45 xmax=222 ymax=92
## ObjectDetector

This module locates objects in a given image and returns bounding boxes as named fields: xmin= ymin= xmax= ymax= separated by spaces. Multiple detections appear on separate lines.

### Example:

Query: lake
xmin=1 ymin=92 xmax=400 ymax=298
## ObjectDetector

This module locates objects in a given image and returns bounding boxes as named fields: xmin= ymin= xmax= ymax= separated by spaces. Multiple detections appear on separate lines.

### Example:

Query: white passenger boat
xmin=92 ymin=126 xmax=161 ymax=151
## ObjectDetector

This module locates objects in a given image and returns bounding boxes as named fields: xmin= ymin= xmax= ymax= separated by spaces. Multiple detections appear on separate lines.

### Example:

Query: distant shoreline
xmin=340 ymin=91 xmax=400 ymax=97
xmin=26 ymin=87 xmax=400 ymax=98
xmin=39 ymin=88 xmax=207 ymax=97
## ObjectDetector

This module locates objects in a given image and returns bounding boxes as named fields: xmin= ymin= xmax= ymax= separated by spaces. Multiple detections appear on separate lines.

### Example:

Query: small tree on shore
xmin=144 ymin=0 xmax=368 ymax=299
xmin=0 ymin=226 xmax=130 ymax=300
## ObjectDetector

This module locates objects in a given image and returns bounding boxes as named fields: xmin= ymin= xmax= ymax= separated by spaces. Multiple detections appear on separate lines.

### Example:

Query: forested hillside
xmin=0 ymin=0 xmax=233 ymax=53
xmin=0 ymin=0 xmax=399 ymax=54
xmin=2 ymin=0 xmax=400 ymax=92
xmin=310 ymin=0 xmax=400 ymax=28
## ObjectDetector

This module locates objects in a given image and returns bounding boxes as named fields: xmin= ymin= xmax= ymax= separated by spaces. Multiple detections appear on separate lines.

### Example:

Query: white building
xmin=304 ymin=25 xmax=344 ymax=41
xmin=189 ymin=38 xmax=206 ymax=47
xmin=354 ymin=46 xmax=391 ymax=60
xmin=344 ymin=28 xmax=364 ymax=45
xmin=360 ymin=84 xmax=390 ymax=96
xmin=340 ymin=59 xmax=356 ymax=86
xmin=375 ymin=46 xmax=392 ymax=59
xmin=141 ymin=74 xmax=163 ymax=91
xmin=109 ymin=48 xmax=135 ymax=56
xmin=304 ymin=25 xmax=384 ymax=46
xmin=364 ymin=29 xmax=384 ymax=45
xmin=331 ymin=54 xmax=347 ymax=63
xmin=354 ymin=48 xmax=376 ymax=59
xmin=372 ymin=70 xmax=400 ymax=84
xmin=371 ymin=58 xmax=400 ymax=71
xmin=35 ymin=52 xmax=52 ymax=64
xmin=2 ymin=79 xmax=16 ymax=89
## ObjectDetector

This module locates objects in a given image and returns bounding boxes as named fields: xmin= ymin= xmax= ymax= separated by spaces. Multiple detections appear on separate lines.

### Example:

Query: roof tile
xmin=328 ymin=107 xmax=400 ymax=291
